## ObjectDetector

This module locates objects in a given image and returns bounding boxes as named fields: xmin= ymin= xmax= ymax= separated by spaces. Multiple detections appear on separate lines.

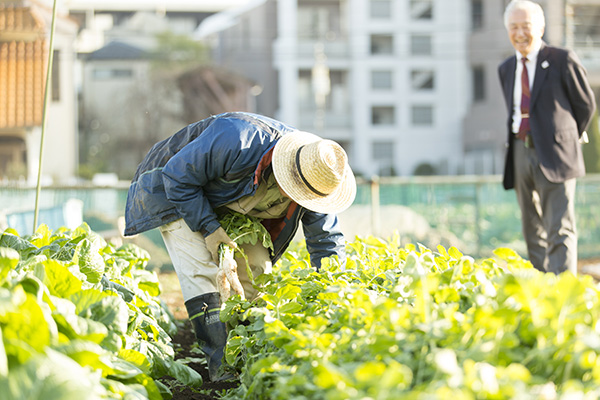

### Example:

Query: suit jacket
xmin=498 ymin=42 xmax=596 ymax=190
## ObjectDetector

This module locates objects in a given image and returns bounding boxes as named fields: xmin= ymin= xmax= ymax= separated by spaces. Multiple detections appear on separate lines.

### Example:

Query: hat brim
xmin=272 ymin=131 xmax=356 ymax=214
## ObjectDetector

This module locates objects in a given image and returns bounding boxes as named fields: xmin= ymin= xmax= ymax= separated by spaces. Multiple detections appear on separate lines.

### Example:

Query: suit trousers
xmin=159 ymin=218 xmax=272 ymax=303
xmin=513 ymin=140 xmax=578 ymax=275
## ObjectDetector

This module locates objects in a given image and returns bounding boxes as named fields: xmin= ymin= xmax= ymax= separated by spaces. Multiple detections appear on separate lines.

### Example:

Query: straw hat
xmin=272 ymin=131 xmax=356 ymax=214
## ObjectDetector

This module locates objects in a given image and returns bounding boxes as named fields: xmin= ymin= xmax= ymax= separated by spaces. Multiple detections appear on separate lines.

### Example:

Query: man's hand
xmin=204 ymin=226 xmax=237 ymax=264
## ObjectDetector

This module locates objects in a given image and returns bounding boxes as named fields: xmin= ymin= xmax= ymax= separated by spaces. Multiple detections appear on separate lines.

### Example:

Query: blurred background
xmin=1 ymin=0 xmax=600 ymax=269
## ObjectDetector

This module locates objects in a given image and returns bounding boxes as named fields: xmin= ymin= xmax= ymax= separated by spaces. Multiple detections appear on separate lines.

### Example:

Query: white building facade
xmin=199 ymin=0 xmax=471 ymax=178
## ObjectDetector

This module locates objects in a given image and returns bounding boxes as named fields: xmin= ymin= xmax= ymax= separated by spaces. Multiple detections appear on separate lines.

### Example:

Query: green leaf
xmin=82 ymin=296 xmax=130 ymax=335
xmin=70 ymin=288 xmax=109 ymax=315
xmin=166 ymin=359 xmax=203 ymax=388
xmin=52 ymin=311 xmax=108 ymax=344
xmin=54 ymin=340 xmax=113 ymax=374
xmin=0 ymin=247 xmax=19 ymax=283
xmin=72 ymin=238 xmax=105 ymax=284
xmin=278 ymin=302 xmax=303 ymax=314
xmin=0 ymin=287 xmax=52 ymax=363
xmin=0 ymin=348 xmax=106 ymax=400
xmin=0 ymin=233 xmax=37 ymax=258
xmin=218 ymin=211 xmax=274 ymax=251
xmin=39 ymin=259 xmax=83 ymax=298
xmin=119 ymin=349 xmax=152 ymax=375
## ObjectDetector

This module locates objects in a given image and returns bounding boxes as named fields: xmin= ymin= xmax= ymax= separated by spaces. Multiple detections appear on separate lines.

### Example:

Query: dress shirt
xmin=511 ymin=45 xmax=540 ymax=134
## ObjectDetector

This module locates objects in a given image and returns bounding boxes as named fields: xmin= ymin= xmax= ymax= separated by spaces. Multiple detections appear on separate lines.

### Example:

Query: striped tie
xmin=517 ymin=57 xmax=530 ymax=141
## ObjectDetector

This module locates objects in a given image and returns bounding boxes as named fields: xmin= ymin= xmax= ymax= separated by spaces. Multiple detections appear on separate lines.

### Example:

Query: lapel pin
xmin=541 ymin=60 xmax=550 ymax=69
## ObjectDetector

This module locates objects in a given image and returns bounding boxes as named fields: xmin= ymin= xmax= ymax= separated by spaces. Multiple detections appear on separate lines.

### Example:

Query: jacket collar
xmin=530 ymin=42 xmax=550 ymax=106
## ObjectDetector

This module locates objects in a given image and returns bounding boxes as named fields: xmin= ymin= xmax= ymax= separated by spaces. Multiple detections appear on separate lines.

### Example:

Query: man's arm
xmin=564 ymin=49 xmax=597 ymax=136
xmin=301 ymin=211 xmax=346 ymax=270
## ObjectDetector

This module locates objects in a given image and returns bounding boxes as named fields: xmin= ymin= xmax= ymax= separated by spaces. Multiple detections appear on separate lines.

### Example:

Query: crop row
xmin=0 ymin=224 xmax=201 ymax=400
xmin=220 ymin=237 xmax=600 ymax=399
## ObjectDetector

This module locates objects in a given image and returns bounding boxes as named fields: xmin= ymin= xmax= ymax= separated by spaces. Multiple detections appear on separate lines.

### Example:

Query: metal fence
xmin=1 ymin=174 xmax=599 ymax=267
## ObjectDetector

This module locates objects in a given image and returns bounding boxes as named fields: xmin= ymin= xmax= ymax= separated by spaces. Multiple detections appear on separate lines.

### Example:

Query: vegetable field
xmin=3 ymin=225 xmax=600 ymax=399
xmin=218 ymin=239 xmax=600 ymax=399
xmin=0 ymin=224 xmax=202 ymax=399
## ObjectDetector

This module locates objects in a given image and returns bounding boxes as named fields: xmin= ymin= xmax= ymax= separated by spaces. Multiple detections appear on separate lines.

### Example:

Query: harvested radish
xmin=216 ymin=267 xmax=231 ymax=300
xmin=219 ymin=244 xmax=245 ymax=299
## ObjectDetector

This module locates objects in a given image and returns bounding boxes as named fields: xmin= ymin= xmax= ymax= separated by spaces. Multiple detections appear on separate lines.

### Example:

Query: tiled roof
xmin=0 ymin=3 xmax=47 ymax=129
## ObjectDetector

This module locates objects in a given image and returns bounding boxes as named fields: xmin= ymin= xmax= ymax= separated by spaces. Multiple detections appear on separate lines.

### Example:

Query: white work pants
xmin=159 ymin=218 xmax=272 ymax=302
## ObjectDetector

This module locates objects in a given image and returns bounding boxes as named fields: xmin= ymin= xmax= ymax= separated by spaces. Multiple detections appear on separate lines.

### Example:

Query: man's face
xmin=507 ymin=8 xmax=544 ymax=57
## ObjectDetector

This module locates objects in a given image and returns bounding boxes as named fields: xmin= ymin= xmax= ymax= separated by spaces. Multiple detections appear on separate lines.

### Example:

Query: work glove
xmin=205 ymin=226 xmax=237 ymax=264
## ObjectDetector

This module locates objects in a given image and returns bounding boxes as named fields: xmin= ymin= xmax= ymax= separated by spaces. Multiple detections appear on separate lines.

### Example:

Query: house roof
xmin=86 ymin=40 xmax=148 ymax=60
xmin=0 ymin=3 xmax=47 ymax=129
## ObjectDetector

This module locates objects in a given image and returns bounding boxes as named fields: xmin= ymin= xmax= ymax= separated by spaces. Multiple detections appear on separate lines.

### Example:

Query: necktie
xmin=517 ymin=57 xmax=530 ymax=141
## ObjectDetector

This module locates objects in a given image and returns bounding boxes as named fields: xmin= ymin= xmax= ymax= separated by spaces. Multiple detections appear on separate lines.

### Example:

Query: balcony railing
xmin=297 ymin=39 xmax=350 ymax=59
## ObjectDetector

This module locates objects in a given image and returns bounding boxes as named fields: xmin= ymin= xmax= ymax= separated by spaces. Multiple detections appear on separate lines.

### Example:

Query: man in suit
xmin=498 ymin=0 xmax=596 ymax=274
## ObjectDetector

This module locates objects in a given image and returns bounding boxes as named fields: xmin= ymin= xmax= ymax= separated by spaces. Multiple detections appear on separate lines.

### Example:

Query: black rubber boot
xmin=185 ymin=292 xmax=232 ymax=382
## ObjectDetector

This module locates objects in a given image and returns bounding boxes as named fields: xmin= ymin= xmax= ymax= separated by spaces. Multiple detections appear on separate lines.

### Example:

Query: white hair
xmin=504 ymin=0 xmax=545 ymax=30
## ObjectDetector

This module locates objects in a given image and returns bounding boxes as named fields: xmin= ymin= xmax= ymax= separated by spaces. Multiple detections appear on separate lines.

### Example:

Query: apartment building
xmin=198 ymin=0 xmax=600 ymax=177
xmin=198 ymin=0 xmax=471 ymax=177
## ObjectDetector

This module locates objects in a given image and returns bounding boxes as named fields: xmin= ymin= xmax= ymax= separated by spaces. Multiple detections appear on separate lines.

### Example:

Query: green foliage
xmin=218 ymin=211 xmax=274 ymax=252
xmin=150 ymin=31 xmax=209 ymax=72
xmin=0 ymin=224 xmax=201 ymax=399
xmin=219 ymin=238 xmax=600 ymax=399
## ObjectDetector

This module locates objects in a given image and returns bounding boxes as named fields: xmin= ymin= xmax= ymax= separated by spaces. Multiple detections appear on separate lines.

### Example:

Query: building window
xmin=370 ymin=0 xmax=391 ymax=19
xmin=410 ymin=0 xmax=433 ymax=20
xmin=372 ymin=140 xmax=395 ymax=176
xmin=371 ymin=70 xmax=393 ymax=90
xmin=371 ymin=106 xmax=395 ymax=125
xmin=473 ymin=65 xmax=486 ymax=102
xmin=372 ymin=140 xmax=394 ymax=159
xmin=410 ymin=34 xmax=432 ymax=56
xmin=93 ymin=68 xmax=134 ymax=80
xmin=298 ymin=3 xmax=342 ymax=41
xmin=370 ymin=34 xmax=394 ymax=55
xmin=410 ymin=69 xmax=434 ymax=90
xmin=411 ymin=105 xmax=434 ymax=125
xmin=52 ymin=50 xmax=60 ymax=101
xmin=471 ymin=0 xmax=484 ymax=30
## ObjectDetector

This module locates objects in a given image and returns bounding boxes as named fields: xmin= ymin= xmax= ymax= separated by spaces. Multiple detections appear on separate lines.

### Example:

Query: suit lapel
xmin=530 ymin=44 xmax=549 ymax=106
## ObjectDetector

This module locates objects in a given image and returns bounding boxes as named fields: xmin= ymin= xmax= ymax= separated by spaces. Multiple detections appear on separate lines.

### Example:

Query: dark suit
xmin=498 ymin=42 xmax=596 ymax=274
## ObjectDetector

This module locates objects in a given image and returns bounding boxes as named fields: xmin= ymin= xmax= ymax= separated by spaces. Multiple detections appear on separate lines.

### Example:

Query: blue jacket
xmin=124 ymin=112 xmax=346 ymax=267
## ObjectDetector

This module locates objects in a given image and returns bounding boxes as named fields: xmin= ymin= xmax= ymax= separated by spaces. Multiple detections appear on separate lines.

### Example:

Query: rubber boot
xmin=185 ymin=292 xmax=232 ymax=382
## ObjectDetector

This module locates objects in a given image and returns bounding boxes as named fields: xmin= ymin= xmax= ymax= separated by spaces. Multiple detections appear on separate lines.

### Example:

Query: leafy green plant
xmin=219 ymin=238 xmax=600 ymax=399
xmin=0 ymin=223 xmax=202 ymax=400
xmin=216 ymin=211 xmax=274 ymax=300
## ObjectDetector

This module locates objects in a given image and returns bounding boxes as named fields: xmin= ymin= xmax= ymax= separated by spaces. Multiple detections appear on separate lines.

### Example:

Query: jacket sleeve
xmin=301 ymin=211 xmax=346 ymax=269
xmin=563 ymin=49 xmax=596 ymax=136
xmin=161 ymin=119 xmax=244 ymax=236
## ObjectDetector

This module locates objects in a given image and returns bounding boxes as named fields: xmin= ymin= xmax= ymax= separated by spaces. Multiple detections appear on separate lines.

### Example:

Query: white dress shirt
xmin=511 ymin=45 xmax=540 ymax=134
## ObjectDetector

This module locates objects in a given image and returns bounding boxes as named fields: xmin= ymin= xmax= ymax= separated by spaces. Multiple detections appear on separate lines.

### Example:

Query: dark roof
xmin=86 ymin=41 xmax=148 ymax=60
